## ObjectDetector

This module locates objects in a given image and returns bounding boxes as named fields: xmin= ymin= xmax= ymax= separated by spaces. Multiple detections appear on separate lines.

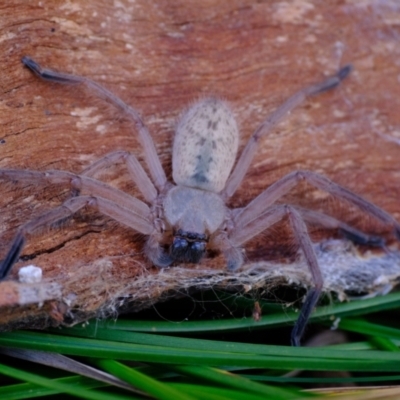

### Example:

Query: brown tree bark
xmin=1 ymin=0 xmax=400 ymax=329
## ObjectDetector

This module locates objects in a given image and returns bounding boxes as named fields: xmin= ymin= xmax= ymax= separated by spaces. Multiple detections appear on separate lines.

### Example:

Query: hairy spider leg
xmin=80 ymin=150 xmax=158 ymax=203
xmin=226 ymin=170 xmax=399 ymax=344
xmin=223 ymin=65 xmax=352 ymax=200
xmin=234 ymin=170 xmax=400 ymax=234
xmin=287 ymin=207 xmax=323 ymax=346
xmin=297 ymin=207 xmax=385 ymax=246
xmin=0 ymin=169 xmax=154 ymax=278
xmin=21 ymin=56 xmax=167 ymax=192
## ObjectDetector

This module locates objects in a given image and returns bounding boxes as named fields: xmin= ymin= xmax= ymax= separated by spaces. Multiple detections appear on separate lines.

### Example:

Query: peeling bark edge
xmin=1 ymin=239 xmax=399 ymax=331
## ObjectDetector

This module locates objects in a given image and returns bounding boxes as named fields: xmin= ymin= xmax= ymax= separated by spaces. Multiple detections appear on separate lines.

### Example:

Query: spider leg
xmin=0 ymin=195 xmax=154 ymax=279
xmin=228 ymin=205 xmax=287 ymax=250
xmin=228 ymin=204 xmax=384 ymax=249
xmin=21 ymin=56 xmax=167 ymax=191
xmin=0 ymin=232 xmax=24 ymax=279
xmin=80 ymin=150 xmax=158 ymax=202
xmin=210 ymin=231 xmax=246 ymax=272
xmin=297 ymin=207 xmax=385 ymax=247
xmin=223 ymin=204 xmax=323 ymax=345
xmin=226 ymin=170 xmax=399 ymax=344
xmin=0 ymin=169 xmax=150 ymax=218
xmin=286 ymin=207 xmax=323 ymax=347
xmin=234 ymin=170 xmax=400 ymax=238
xmin=223 ymin=65 xmax=352 ymax=199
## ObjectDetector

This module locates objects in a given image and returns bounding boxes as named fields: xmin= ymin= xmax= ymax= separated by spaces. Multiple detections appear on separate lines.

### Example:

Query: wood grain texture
xmin=1 ymin=0 xmax=400 ymax=329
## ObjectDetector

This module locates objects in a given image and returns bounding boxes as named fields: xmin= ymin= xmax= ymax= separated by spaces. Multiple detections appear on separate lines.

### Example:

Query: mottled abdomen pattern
xmin=172 ymin=98 xmax=239 ymax=193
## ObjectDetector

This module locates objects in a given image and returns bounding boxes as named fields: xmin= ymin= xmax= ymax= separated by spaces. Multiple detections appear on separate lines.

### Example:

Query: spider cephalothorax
xmin=1 ymin=57 xmax=399 ymax=345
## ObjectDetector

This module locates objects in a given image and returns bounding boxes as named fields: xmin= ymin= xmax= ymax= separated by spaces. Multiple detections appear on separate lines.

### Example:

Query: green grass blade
xmin=241 ymin=374 xmax=400 ymax=384
xmin=174 ymin=365 xmax=312 ymax=399
xmin=338 ymin=318 xmax=400 ymax=341
xmin=60 ymin=324 xmax=400 ymax=363
xmin=369 ymin=336 xmax=400 ymax=352
xmin=0 ymin=363 xmax=138 ymax=400
xmin=96 ymin=359 xmax=196 ymax=400
xmin=169 ymin=383 xmax=293 ymax=400
xmin=1 ymin=330 xmax=400 ymax=372
xmin=0 ymin=376 xmax=108 ymax=400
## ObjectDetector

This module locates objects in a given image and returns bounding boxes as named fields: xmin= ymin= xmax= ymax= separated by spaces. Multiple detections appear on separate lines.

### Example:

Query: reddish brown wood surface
xmin=1 ymin=0 xmax=400 ymax=329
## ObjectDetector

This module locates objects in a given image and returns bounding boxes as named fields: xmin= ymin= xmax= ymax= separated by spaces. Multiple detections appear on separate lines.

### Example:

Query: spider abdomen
xmin=172 ymin=98 xmax=239 ymax=193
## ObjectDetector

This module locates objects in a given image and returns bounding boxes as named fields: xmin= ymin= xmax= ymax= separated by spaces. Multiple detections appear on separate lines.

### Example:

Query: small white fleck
xmin=95 ymin=124 xmax=108 ymax=134
xmin=0 ymin=32 xmax=16 ymax=43
xmin=330 ymin=317 xmax=341 ymax=330
xmin=373 ymin=275 xmax=389 ymax=286
xmin=70 ymin=107 xmax=97 ymax=118
xmin=22 ymin=195 xmax=35 ymax=204
xmin=167 ymin=32 xmax=184 ymax=39
xmin=304 ymin=34 xmax=317 ymax=43
xmin=63 ymin=293 xmax=77 ymax=306
xmin=333 ymin=109 xmax=346 ymax=118
xmin=18 ymin=265 xmax=42 ymax=284
xmin=276 ymin=35 xmax=288 ymax=43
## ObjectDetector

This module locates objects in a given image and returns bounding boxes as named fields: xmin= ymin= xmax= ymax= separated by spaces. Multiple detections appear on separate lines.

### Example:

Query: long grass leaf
xmin=96 ymin=359 xmax=196 ymax=400
xmin=0 ymin=363 xmax=139 ymax=400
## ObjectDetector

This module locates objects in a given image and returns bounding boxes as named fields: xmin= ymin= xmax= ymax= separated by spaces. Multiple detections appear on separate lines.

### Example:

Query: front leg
xmin=0 ymin=195 xmax=154 ymax=280
xmin=286 ymin=206 xmax=323 ymax=346
xmin=22 ymin=56 xmax=167 ymax=191
xmin=220 ymin=204 xmax=324 ymax=345
xmin=0 ymin=169 xmax=149 ymax=217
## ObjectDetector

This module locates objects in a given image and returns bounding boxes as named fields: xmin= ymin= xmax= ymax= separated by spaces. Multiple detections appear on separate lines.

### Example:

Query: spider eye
xmin=170 ymin=231 xmax=207 ymax=264
xmin=170 ymin=237 xmax=189 ymax=260
xmin=188 ymin=241 xmax=206 ymax=264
